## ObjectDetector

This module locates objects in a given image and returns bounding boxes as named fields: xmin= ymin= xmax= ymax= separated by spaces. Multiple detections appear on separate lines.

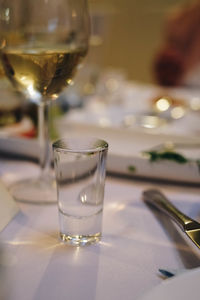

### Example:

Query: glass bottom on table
xmin=60 ymin=232 xmax=101 ymax=246
xmin=58 ymin=205 xmax=103 ymax=246
xmin=9 ymin=176 xmax=57 ymax=204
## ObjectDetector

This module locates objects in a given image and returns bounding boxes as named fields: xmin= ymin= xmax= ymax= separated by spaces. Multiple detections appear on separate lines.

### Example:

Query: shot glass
xmin=53 ymin=137 xmax=108 ymax=246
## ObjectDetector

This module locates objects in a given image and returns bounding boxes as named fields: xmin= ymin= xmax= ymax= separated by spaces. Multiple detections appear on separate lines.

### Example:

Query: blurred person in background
xmin=153 ymin=0 xmax=200 ymax=87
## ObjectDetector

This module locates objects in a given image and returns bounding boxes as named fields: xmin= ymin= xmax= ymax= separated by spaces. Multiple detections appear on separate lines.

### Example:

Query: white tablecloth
xmin=0 ymin=158 xmax=200 ymax=300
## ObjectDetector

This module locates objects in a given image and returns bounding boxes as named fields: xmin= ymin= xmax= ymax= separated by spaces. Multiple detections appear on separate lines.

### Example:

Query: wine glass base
xmin=9 ymin=177 xmax=57 ymax=204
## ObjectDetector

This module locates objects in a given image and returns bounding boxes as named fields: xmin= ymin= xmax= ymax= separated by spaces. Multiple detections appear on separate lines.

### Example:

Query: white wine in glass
xmin=2 ymin=47 xmax=87 ymax=101
xmin=0 ymin=0 xmax=90 ymax=203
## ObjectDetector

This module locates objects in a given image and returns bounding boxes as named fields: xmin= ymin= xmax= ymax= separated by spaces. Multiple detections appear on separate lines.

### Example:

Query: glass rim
xmin=53 ymin=137 xmax=108 ymax=154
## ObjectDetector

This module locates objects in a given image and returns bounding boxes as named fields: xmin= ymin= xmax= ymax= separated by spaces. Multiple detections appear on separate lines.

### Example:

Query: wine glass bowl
xmin=0 ymin=0 xmax=90 ymax=203
xmin=0 ymin=0 xmax=89 ymax=104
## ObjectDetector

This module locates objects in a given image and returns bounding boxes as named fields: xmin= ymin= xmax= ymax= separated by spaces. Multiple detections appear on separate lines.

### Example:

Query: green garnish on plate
xmin=144 ymin=150 xmax=188 ymax=164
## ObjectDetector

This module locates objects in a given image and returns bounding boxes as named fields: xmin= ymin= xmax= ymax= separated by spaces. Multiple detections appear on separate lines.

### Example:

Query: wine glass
xmin=0 ymin=0 xmax=90 ymax=203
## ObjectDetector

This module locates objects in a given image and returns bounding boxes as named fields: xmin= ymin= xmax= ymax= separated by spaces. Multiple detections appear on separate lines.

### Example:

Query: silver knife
xmin=143 ymin=189 xmax=200 ymax=249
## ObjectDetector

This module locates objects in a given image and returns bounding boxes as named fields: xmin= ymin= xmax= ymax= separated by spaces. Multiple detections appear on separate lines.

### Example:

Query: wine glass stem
xmin=38 ymin=102 xmax=51 ymax=180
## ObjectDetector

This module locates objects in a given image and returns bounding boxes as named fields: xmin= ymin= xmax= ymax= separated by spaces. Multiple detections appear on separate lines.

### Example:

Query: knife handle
xmin=143 ymin=189 xmax=194 ymax=231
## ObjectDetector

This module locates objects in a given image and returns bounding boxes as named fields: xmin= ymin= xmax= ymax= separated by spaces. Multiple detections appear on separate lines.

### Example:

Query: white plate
xmin=1 ymin=121 xmax=200 ymax=184
xmin=0 ymin=136 xmax=38 ymax=159
xmin=138 ymin=267 xmax=200 ymax=300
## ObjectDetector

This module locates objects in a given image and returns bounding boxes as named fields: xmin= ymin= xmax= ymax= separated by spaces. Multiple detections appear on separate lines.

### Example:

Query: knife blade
xmin=143 ymin=189 xmax=200 ymax=250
